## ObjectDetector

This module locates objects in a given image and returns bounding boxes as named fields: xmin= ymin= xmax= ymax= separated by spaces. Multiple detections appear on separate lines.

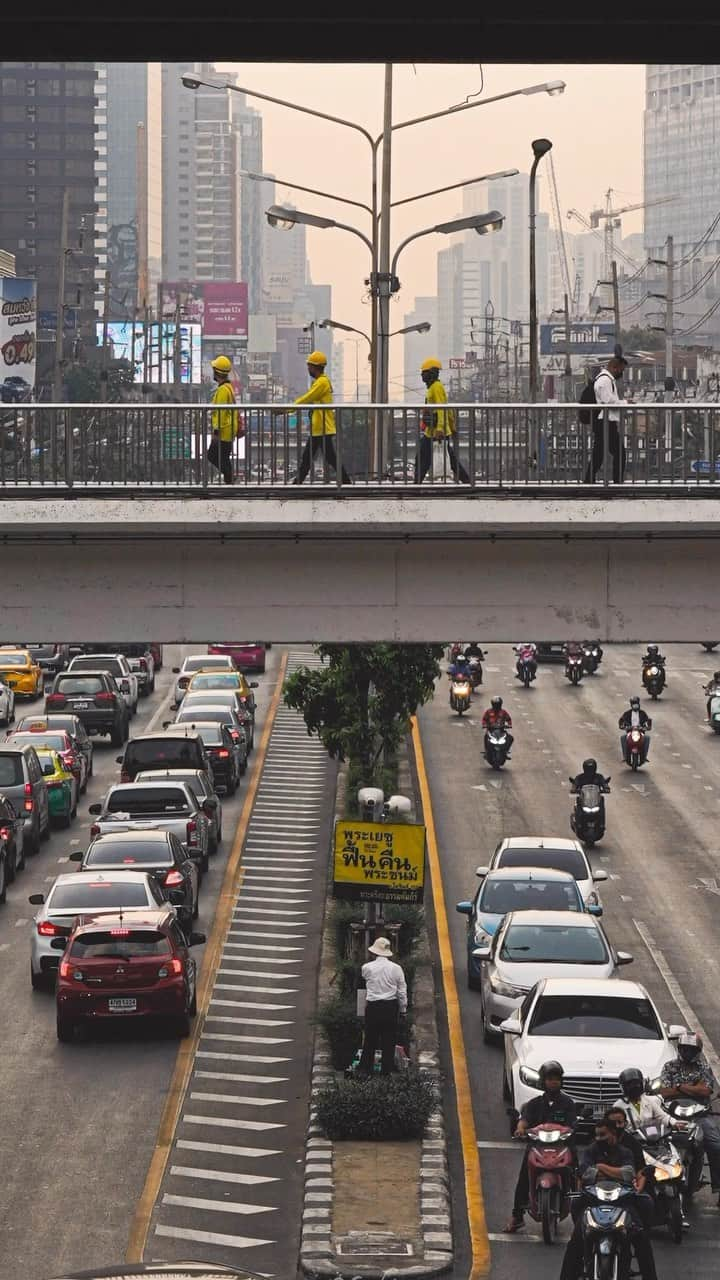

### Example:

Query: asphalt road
xmin=0 ymin=644 xmax=284 ymax=1280
xmin=418 ymin=642 xmax=720 ymax=1280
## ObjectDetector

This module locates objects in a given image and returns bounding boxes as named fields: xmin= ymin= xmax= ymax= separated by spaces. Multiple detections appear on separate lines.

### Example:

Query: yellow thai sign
xmin=333 ymin=819 xmax=426 ymax=904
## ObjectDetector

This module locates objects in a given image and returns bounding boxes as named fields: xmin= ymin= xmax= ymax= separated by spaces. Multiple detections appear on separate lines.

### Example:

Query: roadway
xmin=418 ymin=642 xmax=720 ymax=1280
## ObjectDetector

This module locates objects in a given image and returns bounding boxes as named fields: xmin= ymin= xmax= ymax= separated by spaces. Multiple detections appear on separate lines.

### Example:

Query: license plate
xmin=108 ymin=997 xmax=136 ymax=1013
xmin=73 ymin=701 xmax=90 ymax=710
xmin=592 ymin=1104 xmax=606 ymax=1119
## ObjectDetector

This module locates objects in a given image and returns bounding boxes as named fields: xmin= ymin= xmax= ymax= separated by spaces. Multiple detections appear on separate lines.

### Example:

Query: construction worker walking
xmin=414 ymin=358 xmax=470 ymax=484
xmin=293 ymin=350 xmax=351 ymax=484
xmin=208 ymin=354 xmax=241 ymax=484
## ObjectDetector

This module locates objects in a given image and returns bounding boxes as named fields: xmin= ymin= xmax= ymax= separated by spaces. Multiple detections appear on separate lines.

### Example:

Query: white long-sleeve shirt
xmin=362 ymin=956 xmax=408 ymax=1012
xmin=594 ymin=369 xmax=625 ymax=422
xmin=613 ymin=1093 xmax=668 ymax=1131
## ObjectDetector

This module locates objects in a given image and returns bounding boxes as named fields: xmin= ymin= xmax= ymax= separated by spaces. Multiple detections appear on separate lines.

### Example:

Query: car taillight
xmin=94 ymin=692 xmax=115 ymax=705
xmin=139 ymin=658 xmax=148 ymax=673
xmin=0 ymin=827 xmax=9 ymax=841
xmin=59 ymin=959 xmax=82 ymax=981
xmin=239 ymin=696 xmax=248 ymax=705
xmin=24 ymin=781 xmax=33 ymax=813
xmin=165 ymin=868 xmax=184 ymax=887
xmin=45 ymin=693 xmax=66 ymax=707
xmin=186 ymin=819 xmax=199 ymax=847
xmin=158 ymin=957 xmax=183 ymax=978
xmin=61 ymin=751 xmax=75 ymax=769
xmin=229 ymin=729 xmax=240 ymax=741
xmin=90 ymin=823 xmax=100 ymax=837
xmin=217 ymin=749 xmax=230 ymax=759
xmin=37 ymin=920 xmax=64 ymax=936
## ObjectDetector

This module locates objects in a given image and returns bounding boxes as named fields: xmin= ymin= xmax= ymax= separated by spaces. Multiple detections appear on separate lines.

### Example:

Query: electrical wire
xmin=447 ymin=64 xmax=484 ymax=112
xmin=674 ymin=291 xmax=720 ymax=337
xmin=674 ymin=253 xmax=720 ymax=303
xmin=617 ymin=258 xmax=651 ymax=289
xmin=673 ymin=208 xmax=720 ymax=269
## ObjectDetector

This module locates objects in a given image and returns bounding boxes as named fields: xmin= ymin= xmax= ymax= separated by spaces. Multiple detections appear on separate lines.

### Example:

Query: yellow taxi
xmin=185 ymin=668 xmax=258 ymax=713
xmin=35 ymin=748 xmax=77 ymax=827
xmin=0 ymin=647 xmax=44 ymax=699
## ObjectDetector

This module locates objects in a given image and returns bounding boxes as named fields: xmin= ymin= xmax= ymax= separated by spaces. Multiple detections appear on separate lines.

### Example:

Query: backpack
xmin=579 ymin=379 xmax=597 ymax=425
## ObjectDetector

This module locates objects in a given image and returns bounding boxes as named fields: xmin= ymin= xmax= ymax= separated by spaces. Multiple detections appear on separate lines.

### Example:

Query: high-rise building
xmin=402 ymin=295 xmax=438 ymax=396
xmin=229 ymin=93 xmax=264 ymax=314
xmin=105 ymin=63 xmax=162 ymax=315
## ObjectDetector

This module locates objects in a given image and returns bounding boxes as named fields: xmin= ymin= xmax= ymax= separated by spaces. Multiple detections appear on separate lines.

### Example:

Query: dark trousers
xmin=512 ymin=1150 xmax=531 ymax=1217
xmin=560 ymin=1196 xmax=656 ymax=1280
xmin=208 ymin=436 xmax=233 ymax=484
xmin=359 ymin=997 xmax=399 ymax=1075
xmin=414 ymin=435 xmax=470 ymax=484
xmin=585 ymin=419 xmax=626 ymax=483
xmin=296 ymin=434 xmax=350 ymax=484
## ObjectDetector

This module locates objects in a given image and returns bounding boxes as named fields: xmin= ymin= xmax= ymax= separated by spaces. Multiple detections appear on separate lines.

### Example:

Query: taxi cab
xmin=0 ymin=647 xmax=43 ymax=699
xmin=185 ymin=668 xmax=258 ymax=715
xmin=35 ymin=748 xmax=77 ymax=827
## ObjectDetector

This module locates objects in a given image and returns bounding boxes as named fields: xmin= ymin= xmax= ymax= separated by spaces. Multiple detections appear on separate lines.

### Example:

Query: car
xmin=0 ymin=647 xmax=44 ymax=699
xmin=16 ymin=713 xmax=93 ymax=786
xmin=208 ymin=642 xmax=266 ymax=673
xmin=0 ymin=742 xmax=50 ymax=855
xmin=136 ymin=768 xmax=222 ymax=854
xmin=172 ymin=653 xmax=237 ymax=707
xmin=71 ymin=825 xmax=200 ymax=922
xmin=184 ymin=668 xmax=258 ymax=715
xmin=0 ymin=792 xmax=25 ymax=883
xmin=126 ymin=651 xmax=155 ymax=696
xmin=25 ymin=643 xmax=69 ymax=677
xmin=180 ymin=689 xmax=255 ymax=751
xmin=28 ymin=869 xmax=170 ymax=989
xmin=162 ymin=721 xmax=242 ymax=794
xmin=535 ymin=643 xmax=567 ymax=663
xmin=46 ymin=670 xmax=129 ymax=744
xmin=87 ymin=781 xmax=209 ymax=881
xmin=67 ymin=653 xmax=139 ymax=717
xmin=0 ymin=677 xmax=15 ymax=727
xmin=6 ymin=725 xmax=89 ymax=794
xmin=0 ymin=375 xmax=32 ymax=403
xmin=456 ymin=866 xmax=597 ymax=990
xmin=480 ymin=836 xmax=607 ymax=910
xmin=35 ymin=748 xmax=78 ymax=828
xmin=172 ymin=703 xmax=249 ymax=764
xmin=117 ymin=730 xmax=211 ymax=783
xmin=501 ymin=977 xmax=686 ymax=1134
xmin=474 ymin=910 xmax=632 ymax=1042
xmin=55 ymin=908 xmax=205 ymax=1042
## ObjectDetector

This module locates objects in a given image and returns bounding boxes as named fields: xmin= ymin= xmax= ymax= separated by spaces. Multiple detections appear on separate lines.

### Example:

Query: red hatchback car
xmin=208 ymin=642 xmax=266 ymax=673
xmin=55 ymin=909 xmax=205 ymax=1042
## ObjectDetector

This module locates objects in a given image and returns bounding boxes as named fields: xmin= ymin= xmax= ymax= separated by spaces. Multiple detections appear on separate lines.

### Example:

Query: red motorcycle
xmin=526 ymin=1123 xmax=576 ymax=1243
xmin=624 ymin=725 xmax=647 ymax=770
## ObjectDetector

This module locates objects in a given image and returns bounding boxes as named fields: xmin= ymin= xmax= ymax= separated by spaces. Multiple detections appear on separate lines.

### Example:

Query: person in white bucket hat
xmin=358 ymin=936 xmax=408 ymax=1076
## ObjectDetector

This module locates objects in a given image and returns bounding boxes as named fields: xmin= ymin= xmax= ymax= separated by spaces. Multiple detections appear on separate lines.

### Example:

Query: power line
xmin=674 ymin=253 xmax=720 ymax=303
xmin=673 ymin=208 xmax=720 ymax=269
xmin=674 ymin=291 xmax=720 ymax=337
xmin=617 ymin=258 xmax=651 ymax=290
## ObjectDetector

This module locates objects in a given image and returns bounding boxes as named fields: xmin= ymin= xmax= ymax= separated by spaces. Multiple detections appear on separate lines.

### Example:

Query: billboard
xmin=98 ymin=321 xmax=203 ymax=384
xmin=161 ymin=282 xmax=248 ymax=340
xmin=0 ymin=277 xmax=37 ymax=397
xmin=332 ymin=819 xmax=426 ymax=905
xmin=540 ymin=322 xmax=615 ymax=356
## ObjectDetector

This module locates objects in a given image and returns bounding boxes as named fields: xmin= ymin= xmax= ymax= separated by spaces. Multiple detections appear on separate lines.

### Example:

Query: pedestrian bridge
xmin=1 ymin=403 xmax=718 ymax=641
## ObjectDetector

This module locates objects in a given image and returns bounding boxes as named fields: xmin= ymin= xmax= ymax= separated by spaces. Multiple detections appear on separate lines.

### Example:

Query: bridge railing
xmin=1 ymin=401 xmax=719 ymax=489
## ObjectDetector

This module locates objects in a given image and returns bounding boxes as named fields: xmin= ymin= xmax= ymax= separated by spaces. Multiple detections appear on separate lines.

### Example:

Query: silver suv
xmin=0 ymin=743 xmax=49 ymax=855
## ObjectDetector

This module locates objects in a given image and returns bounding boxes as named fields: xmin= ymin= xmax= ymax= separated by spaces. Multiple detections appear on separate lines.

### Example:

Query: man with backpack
xmin=581 ymin=352 xmax=628 ymax=483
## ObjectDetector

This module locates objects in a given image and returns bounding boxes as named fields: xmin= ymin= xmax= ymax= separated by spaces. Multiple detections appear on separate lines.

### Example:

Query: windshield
xmin=86 ymin=839 xmax=172 ymax=866
xmin=136 ymin=771 xmax=206 ymax=797
xmin=27 ymin=645 xmax=56 ymax=659
xmin=0 ymin=652 xmax=30 ymax=667
xmin=529 ymin=994 xmax=662 ymax=1039
xmin=106 ymin=787 xmax=190 ymax=815
xmin=0 ymin=755 xmax=24 ymax=787
xmin=184 ymin=693 xmax=238 ymax=709
xmin=38 ymin=755 xmax=60 ymax=777
xmin=69 ymin=928 xmax=170 ymax=957
xmin=498 ymin=847 xmax=588 ymax=881
xmin=499 ymin=923 xmax=608 ymax=964
xmin=49 ymin=882 xmax=152 ymax=909
xmin=580 ymin=783 xmax=601 ymax=805
xmin=56 ymin=676 xmax=105 ymax=695
xmin=126 ymin=739 xmax=201 ymax=767
xmin=190 ymin=673 xmax=241 ymax=690
xmin=12 ymin=732 xmax=68 ymax=753
xmin=71 ymin=657 xmax=122 ymax=676
xmin=184 ymin=656 xmax=232 ymax=673
xmin=479 ymin=879 xmax=582 ymax=915
xmin=176 ymin=708 xmax=232 ymax=727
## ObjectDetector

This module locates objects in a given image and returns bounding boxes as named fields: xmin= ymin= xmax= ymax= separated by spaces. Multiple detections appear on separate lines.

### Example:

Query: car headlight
xmin=489 ymin=973 xmax=525 ymax=998
xmin=519 ymin=1065 xmax=542 ymax=1089
xmin=654 ymin=1164 xmax=683 ymax=1181
xmin=473 ymin=924 xmax=491 ymax=946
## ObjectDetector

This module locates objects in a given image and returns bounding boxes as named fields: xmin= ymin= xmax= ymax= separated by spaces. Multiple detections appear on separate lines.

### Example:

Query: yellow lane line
xmin=411 ymin=714 xmax=491 ymax=1279
xmin=126 ymin=652 xmax=290 ymax=1263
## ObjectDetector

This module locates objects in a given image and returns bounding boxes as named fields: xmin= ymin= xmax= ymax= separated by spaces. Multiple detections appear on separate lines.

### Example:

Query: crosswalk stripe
xmin=201 ymin=1031 xmax=293 ymax=1044
xmin=223 ymin=943 xmax=304 ymax=952
xmin=183 ymin=1113 xmax=286 ymax=1131
xmin=190 ymin=1091 xmax=287 ymax=1107
xmin=170 ymin=1164 xmax=281 ymax=1186
xmin=213 ymin=983 xmax=298 ymax=994
xmin=227 ymin=930 xmax=308 ymax=939
xmin=204 ymin=1016 xmax=294 ymax=1027
xmin=162 ymin=1192 xmax=277 ymax=1215
xmin=217 ymin=968 xmax=300 ymax=980
xmin=210 ymin=999 xmax=296 ymax=1011
xmin=196 ymin=1048 xmax=292 ymax=1061
xmin=177 ymin=1139 xmax=283 ymax=1158
xmin=155 ymin=1224 xmax=275 ymax=1250
xmin=195 ymin=1070 xmax=288 ymax=1085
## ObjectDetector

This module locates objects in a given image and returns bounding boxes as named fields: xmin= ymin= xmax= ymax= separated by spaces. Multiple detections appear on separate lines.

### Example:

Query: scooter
xmin=467 ymin=654 xmax=483 ymax=690
xmin=623 ymin=726 xmax=648 ymax=770
xmin=636 ymin=1120 xmax=685 ymax=1243
xmin=704 ymin=688 xmax=720 ymax=734
xmin=449 ymin=674 xmax=472 ymax=716
xmin=484 ymin=725 xmax=510 ymax=769
xmin=660 ymin=1096 xmax=712 ymax=1202
xmin=582 ymin=643 xmax=602 ymax=675
xmin=577 ymin=1180 xmax=641 ymax=1280
xmin=643 ymin=661 xmax=666 ymax=699
xmin=565 ymin=652 xmax=584 ymax=685
xmin=515 ymin=648 xmax=537 ymax=688
xmin=525 ymin=1123 xmax=576 ymax=1244
xmin=569 ymin=779 xmax=609 ymax=846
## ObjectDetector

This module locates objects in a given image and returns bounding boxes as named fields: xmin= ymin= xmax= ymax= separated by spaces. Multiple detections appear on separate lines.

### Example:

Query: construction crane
xmin=589 ymin=189 xmax=677 ymax=275
xmin=547 ymin=152 xmax=575 ymax=316
xmin=567 ymin=207 xmax=640 ymax=274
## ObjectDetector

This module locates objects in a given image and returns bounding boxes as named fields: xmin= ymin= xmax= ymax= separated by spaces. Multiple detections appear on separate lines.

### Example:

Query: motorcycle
xmin=467 ymin=654 xmax=483 ymax=690
xmin=582 ymin=643 xmax=602 ymax=675
xmin=515 ymin=648 xmax=537 ymax=688
xmin=706 ymin=691 xmax=720 ymax=734
xmin=578 ymin=1180 xmax=642 ymax=1280
xmin=449 ymin=675 xmax=472 ymax=716
xmin=524 ymin=1123 xmax=576 ymax=1244
xmin=623 ymin=725 xmax=647 ymax=770
xmin=484 ymin=724 xmax=510 ymax=769
xmin=569 ymin=779 xmax=609 ymax=846
xmin=565 ymin=652 xmax=585 ymax=685
xmin=636 ymin=1120 xmax=685 ymax=1243
xmin=660 ymin=1096 xmax=712 ymax=1202
xmin=642 ymin=661 xmax=666 ymax=699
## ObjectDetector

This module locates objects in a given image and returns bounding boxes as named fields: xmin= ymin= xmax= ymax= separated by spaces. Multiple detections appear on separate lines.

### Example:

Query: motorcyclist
xmin=570 ymin=757 xmax=611 ymax=793
xmin=559 ymin=1114 xmax=657 ymax=1280
xmin=564 ymin=640 xmax=583 ymax=656
xmin=641 ymin=643 xmax=665 ymax=669
xmin=482 ymin=696 xmax=513 ymax=756
xmin=464 ymin=641 xmax=485 ymax=661
xmin=504 ymin=1060 xmax=577 ymax=1233
xmin=703 ymin=671 xmax=720 ymax=721
xmin=447 ymin=652 xmax=471 ymax=681
xmin=619 ymin=696 xmax=652 ymax=762
xmin=614 ymin=1067 xmax=689 ymax=1225
xmin=514 ymin=642 xmax=537 ymax=680
xmin=659 ymin=1033 xmax=720 ymax=1204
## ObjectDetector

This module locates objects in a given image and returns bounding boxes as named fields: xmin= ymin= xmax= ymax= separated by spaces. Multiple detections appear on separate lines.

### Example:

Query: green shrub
xmin=316 ymin=1069 xmax=436 ymax=1141
xmin=315 ymin=994 xmax=362 ymax=1069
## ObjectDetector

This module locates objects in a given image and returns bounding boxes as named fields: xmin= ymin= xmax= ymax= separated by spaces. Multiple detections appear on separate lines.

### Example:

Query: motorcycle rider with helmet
xmin=615 ymin=1067 xmax=689 ymax=1226
xmin=504 ymin=1061 xmax=577 ymax=1233
xmin=659 ymin=1034 xmax=720 ymax=1204
xmin=481 ymin=696 xmax=513 ymax=756
xmin=619 ymin=696 xmax=653 ymax=763
xmin=570 ymin=757 xmax=611 ymax=794
xmin=447 ymin=652 xmax=471 ymax=680
xmin=464 ymin=641 xmax=486 ymax=662
xmin=704 ymin=671 xmax=720 ymax=721
xmin=642 ymin=643 xmax=666 ymax=670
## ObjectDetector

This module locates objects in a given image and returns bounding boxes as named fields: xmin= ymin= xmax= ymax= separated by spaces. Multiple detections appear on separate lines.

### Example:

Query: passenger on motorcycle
xmin=570 ymin=757 xmax=611 ymax=794
xmin=619 ymin=697 xmax=652 ymax=762
xmin=704 ymin=671 xmax=720 ymax=721
xmin=504 ymin=1060 xmax=577 ymax=1233
xmin=447 ymin=653 xmax=471 ymax=680
xmin=559 ymin=1115 xmax=658 ymax=1280
xmin=659 ymin=1034 xmax=720 ymax=1204
xmin=464 ymin=641 xmax=485 ymax=661
xmin=481 ymin=697 xmax=513 ymax=755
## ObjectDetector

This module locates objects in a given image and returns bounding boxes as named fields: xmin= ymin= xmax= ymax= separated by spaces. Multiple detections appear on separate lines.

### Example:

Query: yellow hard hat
xmin=421 ymin=357 xmax=442 ymax=372
xmin=307 ymin=350 xmax=328 ymax=367
xmin=211 ymin=355 xmax=232 ymax=373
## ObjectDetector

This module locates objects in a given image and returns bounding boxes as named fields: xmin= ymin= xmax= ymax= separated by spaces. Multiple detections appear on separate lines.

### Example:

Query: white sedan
xmin=0 ymin=678 xmax=15 ymax=727
xmin=478 ymin=835 xmax=608 ymax=910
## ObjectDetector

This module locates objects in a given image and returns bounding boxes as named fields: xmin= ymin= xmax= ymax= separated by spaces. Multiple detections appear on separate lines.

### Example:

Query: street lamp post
xmin=529 ymin=138 xmax=552 ymax=404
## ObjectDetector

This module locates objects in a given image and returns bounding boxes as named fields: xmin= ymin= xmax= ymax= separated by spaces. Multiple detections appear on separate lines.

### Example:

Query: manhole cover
xmin=336 ymin=1237 xmax=414 ymax=1257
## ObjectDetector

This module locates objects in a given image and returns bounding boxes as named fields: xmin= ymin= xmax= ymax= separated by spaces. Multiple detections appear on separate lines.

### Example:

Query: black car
xmin=0 ymin=375 xmax=32 ymax=403
xmin=25 ymin=644 xmax=69 ymax=677
xmin=535 ymin=642 xmax=567 ymax=663
xmin=163 ymin=722 xmax=241 ymax=795
xmin=117 ymin=731 xmax=212 ymax=783
xmin=70 ymin=829 xmax=199 ymax=931
xmin=0 ymin=793 xmax=24 ymax=894
xmin=46 ymin=671 xmax=129 ymax=744
xmin=16 ymin=713 xmax=94 ymax=788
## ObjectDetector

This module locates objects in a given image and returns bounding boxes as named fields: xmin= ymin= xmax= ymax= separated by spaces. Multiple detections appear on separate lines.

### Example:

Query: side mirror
xmin=616 ymin=951 xmax=634 ymax=966
xmin=168 ymin=888 xmax=185 ymax=905
xmin=188 ymin=932 xmax=206 ymax=946
xmin=172 ymin=667 xmax=180 ymax=674
xmin=668 ymin=1024 xmax=687 ymax=1040
xmin=499 ymin=1015 xmax=521 ymax=1035
xmin=115 ymin=755 xmax=124 ymax=765
xmin=88 ymin=803 xmax=101 ymax=816
xmin=50 ymin=936 xmax=68 ymax=950
xmin=204 ymin=797 xmax=218 ymax=811
xmin=28 ymin=893 xmax=45 ymax=905
xmin=68 ymin=851 xmax=84 ymax=862
xmin=471 ymin=944 xmax=491 ymax=961
xmin=250 ymin=681 xmax=259 ymax=689
xmin=163 ymin=721 xmax=171 ymax=729
xmin=455 ymin=901 xmax=473 ymax=916
xmin=592 ymin=869 xmax=608 ymax=882
xmin=475 ymin=865 xmax=489 ymax=879
xmin=587 ymin=903 xmax=603 ymax=916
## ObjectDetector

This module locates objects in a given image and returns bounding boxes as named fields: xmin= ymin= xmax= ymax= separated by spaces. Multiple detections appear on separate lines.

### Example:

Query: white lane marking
xmin=182 ymin=1113 xmax=286 ymax=1131
xmin=211 ymin=1000 xmax=295 ymax=1014
xmin=476 ymin=1141 xmax=518 ymax=1150
xmin=218 ymin=969 xmax=300 ymax=981
xmin=162 ymin=1192 xmax=277 ymax=1215
xmin=57 ymin=855 xmax=69 ymax=863
xmin=190 ymin=1091 xmax=287 ymax=1106
xmin=155 ymin=1224 xmax=274 ymax=1250
xmin=620 ymin=895 xmax=634 ymax=902
xmin=0 ymin=943 xmax=10 ymax=953
xmin=221 ymin=955 xmax=301 ymax=966
xmin=14 ymin=918 xmax=28 ymax=927
xmin=223 ymin=942 xmax=304 ymax=952
xmin=472 ymin=785 xmax=487 ymax=791
xmin=201 ymin=1031 xmax=293 ymax=1044
xmin=213 ymin=984 xmax=298 ymax=995
xmin=227 ymin=930 xmax=307 ymax=940
xmin=698 ymin=877 xmax=720 ymax=896
xmin=195 ymin=1070 xmax=289 ymax=1085
xmin=232 ymin=906 xmax=309 ymax=916
xmin=177 ymin=1138 xmax=283 ymax=1158
xmin=170 ymin=1165 xmax=281 ymax=1186
xmin=487 ymin=1234 xmax=544 ymax=1244
xmin=240 ymin=876 xmax=313 ymax=883
xmin=195 ymin=1050 xmax=291 ymax=1063
xmin=632 ymin=918 xmax=720 ymax=1075
xmin=705 ymin=786 xmax=714 ymax=791
xmin=205 ymin=1016 xmax=295 ymax=1028
xmin=240 ymin=886 xmax=311 ymax=896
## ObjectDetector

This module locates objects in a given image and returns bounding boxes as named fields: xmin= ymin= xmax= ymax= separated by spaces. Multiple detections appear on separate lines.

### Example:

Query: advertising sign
xmin=540 ymin=322 xmax=615 ymax=356
xmin=161 ymin=282 xmax=248 ymax=340
xmin=332 ymin=820 xmax=426 ymax=904
xmin=98 ymin=321 xmax=203 ymax=384
xmin=0 ymin=277 xmax=37 ymax=397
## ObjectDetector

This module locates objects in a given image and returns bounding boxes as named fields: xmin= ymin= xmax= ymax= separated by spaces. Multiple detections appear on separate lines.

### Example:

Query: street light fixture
xmin=265 ymin=205 xmax=374 ymax=256
xmin=529 ymin=139 xmax=553 ymax=404
xmin=391 ymin=211 xmax=504 ymax=279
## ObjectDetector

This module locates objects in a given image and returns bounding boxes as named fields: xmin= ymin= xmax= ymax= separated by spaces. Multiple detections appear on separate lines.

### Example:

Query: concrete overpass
xmin=1 ymin=492 xmax=718 ymax=641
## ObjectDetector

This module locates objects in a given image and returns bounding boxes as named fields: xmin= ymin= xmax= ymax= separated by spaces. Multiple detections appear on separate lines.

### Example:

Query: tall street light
xmin=529 ymin=138 xmax=553 ymax=404
xmin=319 ymin=318 xmax=432 ymax=345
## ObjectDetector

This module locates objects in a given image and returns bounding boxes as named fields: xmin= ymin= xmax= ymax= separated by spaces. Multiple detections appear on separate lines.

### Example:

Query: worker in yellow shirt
xmin=292 ymin=351 xmax=351 ymax=485
xmin=208 ymin=354 xmax=241 ymax=484
xmin=414 ymin=357 xmax=470 ymax=484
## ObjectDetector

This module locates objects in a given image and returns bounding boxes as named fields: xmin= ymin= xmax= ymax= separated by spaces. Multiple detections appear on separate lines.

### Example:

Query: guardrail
xmin=2 ymin=402 xmax=720 ymax=490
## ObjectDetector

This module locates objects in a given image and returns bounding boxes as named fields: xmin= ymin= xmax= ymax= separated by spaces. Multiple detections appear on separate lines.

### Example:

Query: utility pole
xmin=53 ymin=189 xmax=70 ymax=402
xmin=376 ymin=62 xmax=393 ymax=405
xmin=611 ymin=259 xmax=621 ymax=343
xmin=173 ymin=294 xmax=182 ymax=399
xmin=665 ymin=234 xmax=674 ymax=382
xmin=100 ymin=268 xmax=111 ymax=402
xmin=563 ymin=292 xmax=573 ymax=403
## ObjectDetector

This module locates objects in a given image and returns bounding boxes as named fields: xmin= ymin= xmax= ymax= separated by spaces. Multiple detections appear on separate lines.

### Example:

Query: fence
xmin=2 ymin=401 xmax=720 ymax=490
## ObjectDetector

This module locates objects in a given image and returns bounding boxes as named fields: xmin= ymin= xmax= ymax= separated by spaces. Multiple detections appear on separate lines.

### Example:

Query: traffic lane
xmin=0 ymin=645 xmax=283 ymax=1280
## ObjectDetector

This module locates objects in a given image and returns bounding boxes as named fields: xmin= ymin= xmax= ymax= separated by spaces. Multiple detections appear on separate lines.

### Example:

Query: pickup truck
xmin=87 ymin=780 xmax=211 ymax=871
xmin=68 ymin=653 xmax=139 ymax=716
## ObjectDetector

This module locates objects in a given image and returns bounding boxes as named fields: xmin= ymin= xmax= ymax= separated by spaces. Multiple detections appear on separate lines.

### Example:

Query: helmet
xmin=619 ymin=1067 xmax=645 ymax=1100
xmin=307 ymin=350 xmax=327 ymax=367
xmin=491 ymin=696 xmax=503 ymax=710
xmin=539 ymin=1061 xmax=564 ymax=1086
xmin=582 ymin=758 xmax=597 ymax=774
xmin=421 ymin=357 xmax=442 ymax=372
xmin=647 ymin=644 xmax=659 ymax=656
xmin=714 ymin=671 xmax=720 ymax=682
xmin=630 ymin=696 xmax=640 ymax=709
xmin=678 ymin=1033 xmax=703 ymax=1063
xmin=211 ymin=355 xmax=232 ymax=373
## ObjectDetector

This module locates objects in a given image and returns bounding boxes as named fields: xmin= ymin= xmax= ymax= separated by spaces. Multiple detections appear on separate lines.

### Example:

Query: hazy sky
xmin=219 ymin=62 xmax=646 ymax=391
